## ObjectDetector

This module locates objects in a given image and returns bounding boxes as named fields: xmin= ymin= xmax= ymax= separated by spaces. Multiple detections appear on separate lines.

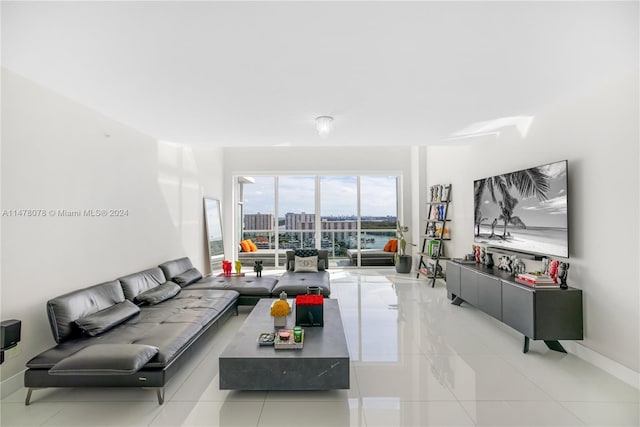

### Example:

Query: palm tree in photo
xmin=498 ymin=196 xmax=526 ymax=239
xmin=475 ymin=166 xmax=551 ymax=239
xmin=474 ymin=179 xmax=489 ymax=236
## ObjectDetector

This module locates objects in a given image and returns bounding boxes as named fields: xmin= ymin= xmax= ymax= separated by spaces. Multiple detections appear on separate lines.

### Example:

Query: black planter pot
xmin=395 ymin=255 xmax=412 ymax=274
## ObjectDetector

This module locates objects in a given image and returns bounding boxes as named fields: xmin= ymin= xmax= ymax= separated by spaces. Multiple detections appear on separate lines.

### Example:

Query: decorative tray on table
xmin=274 ymin=329 xmax=304 ymax=350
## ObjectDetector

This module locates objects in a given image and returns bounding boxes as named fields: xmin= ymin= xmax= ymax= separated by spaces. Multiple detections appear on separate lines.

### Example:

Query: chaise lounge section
xmin=272 ymin=250 xmax=331 ymax=297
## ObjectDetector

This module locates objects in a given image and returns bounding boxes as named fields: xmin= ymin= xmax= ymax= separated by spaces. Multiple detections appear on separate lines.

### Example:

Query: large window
xmin=238 ymin=175 xmax=398 ymax=267
xmin=360 ymin=175 xmax=398 ymax=251
xmin=279 ymin=176 xmax=315 ymax=251
xmin=321 ymin=176 xmax=358 ymax=260
xmin=242 ymin=176 xmax=275 ymax=251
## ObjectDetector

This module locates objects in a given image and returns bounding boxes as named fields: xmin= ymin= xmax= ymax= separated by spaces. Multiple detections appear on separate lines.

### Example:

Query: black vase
xmin=486 ymin=253 xmax=494 ymax=269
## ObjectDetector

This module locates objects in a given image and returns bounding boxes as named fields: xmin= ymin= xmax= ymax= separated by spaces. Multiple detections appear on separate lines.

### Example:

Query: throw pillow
xmin=239 ymin=240 xmax=251 ymax=252
xmin=294 ymin=255 xmax=319 ymax=273
xmin=248 ymin=239 xmax=258 ymax=252
xmin=135 ymin=282 xmax=181 ymax=305
xmin=75 ymin=300 xmax=140 ymax=336
xmin=383 ymin=239 xmax=396 ymax=252
xmin=173 ymin=267 xmax=203 ymax=287
xmin=295 ymin=248 xmax=318 ymax=257
xmin=49 ymin=344 xmax=159 ymax=376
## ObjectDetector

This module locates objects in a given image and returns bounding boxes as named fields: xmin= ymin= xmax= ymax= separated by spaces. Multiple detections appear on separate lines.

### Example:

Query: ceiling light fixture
xmin=315 ymin=116 xmax=334 ymax=137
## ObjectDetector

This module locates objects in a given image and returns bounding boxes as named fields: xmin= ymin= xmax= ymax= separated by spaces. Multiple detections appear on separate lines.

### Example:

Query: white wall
xmin=425 ymin=71 xmax=639 ymax=374
xmin=221 ymin=146 xmax=417 ymax=261
xmin=0 ymin=70 xmax=224 ymax=386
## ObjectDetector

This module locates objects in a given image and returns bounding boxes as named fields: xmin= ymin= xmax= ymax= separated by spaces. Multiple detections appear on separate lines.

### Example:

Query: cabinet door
xmin=446 ymin=262 xmax=461 ymax=299
xmin=501 ymin=281 xmax=534 ymax=338
xmin=534 ymin=289 xmax=584 ymax=340
xmin=460 ymin=267 xmax=478 ymax=306
xmin=477 ymin=274 xmax=502 ymax=320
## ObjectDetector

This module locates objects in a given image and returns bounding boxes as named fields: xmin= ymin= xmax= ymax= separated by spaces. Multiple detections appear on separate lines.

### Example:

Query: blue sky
xmin=243 ymin=176 xmax=398 ymax=217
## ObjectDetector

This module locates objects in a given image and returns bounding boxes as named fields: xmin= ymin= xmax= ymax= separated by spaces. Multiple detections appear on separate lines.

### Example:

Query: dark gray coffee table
xmin=219 ymin=298 xmax=350 ymax=390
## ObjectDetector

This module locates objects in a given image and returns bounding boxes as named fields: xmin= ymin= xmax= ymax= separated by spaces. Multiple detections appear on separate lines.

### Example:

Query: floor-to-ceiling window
xmin=238 ymin=175 xmax=398 ymax=267
xmin=241 ymin=175 xmax=276 ymax=251
xmin=320 ymin=176 xmax=358 ymax=261
xmin=278 ymin=176 xmax=316 ymax=256
xmin=359 ymin=176 xmax=398 ymax=265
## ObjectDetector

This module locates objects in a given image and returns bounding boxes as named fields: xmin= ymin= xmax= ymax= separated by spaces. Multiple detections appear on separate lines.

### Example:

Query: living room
xmin=1 ymin=1 xmax=638 ymax=426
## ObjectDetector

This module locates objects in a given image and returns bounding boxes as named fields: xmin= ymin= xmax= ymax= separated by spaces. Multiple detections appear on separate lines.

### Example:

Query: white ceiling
xmin=2 ymin=1 xmax=637 ymax=147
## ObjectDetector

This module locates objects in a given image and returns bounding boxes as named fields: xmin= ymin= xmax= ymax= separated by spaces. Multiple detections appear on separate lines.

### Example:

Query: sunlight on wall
xmin=446 ymin=116 xmax=535 ymax=141
xmin=157 ymin=140 xmax=202 ymax=248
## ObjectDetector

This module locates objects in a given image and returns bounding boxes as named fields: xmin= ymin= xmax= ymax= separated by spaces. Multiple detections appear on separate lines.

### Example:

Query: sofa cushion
xmin=294 ymin=255 xmax=319 ymax=272
xmin=172 ymin=267 xmax=203 ymax=287
xmin=185 ymin=276 xmax=277 ymax=296
xmin=49 ymin=344 xmax=159 ymax=376
xmin=75 ymin=300 xmax=140 ymax=336
xmin=159 ymin=257 xmax=194 ymax=280
xmin=47 ymin=280 xmax=126 ymax=343
xmin=135 ymin=282 xmax=181 ymax=305
xmin=119 ymin=267 xmax=167 ymax=300
xmin=288 ymin=259 xmax=326 ymax=272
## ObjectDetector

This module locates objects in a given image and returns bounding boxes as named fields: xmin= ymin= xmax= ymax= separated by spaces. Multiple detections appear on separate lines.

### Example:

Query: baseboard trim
xmin=562 ymin=341 xmax=640 ymax=390
xmin=0 ymin=368 xmax=24 ymax=399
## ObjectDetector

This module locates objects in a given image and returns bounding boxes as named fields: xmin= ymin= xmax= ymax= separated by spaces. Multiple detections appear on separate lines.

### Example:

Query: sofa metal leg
xmin=25 ymin=388 xmax=33 ymax=406
xmin=156 ymin=388 xmax=165 ymax=405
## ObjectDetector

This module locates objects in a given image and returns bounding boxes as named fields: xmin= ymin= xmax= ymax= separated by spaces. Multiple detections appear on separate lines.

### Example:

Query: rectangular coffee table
xmin=219 ymin=298 xmax=350 ymax=390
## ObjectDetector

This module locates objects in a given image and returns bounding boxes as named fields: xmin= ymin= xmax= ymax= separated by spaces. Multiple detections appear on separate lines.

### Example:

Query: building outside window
xmin=238 ymin=175 xmax=398 ymax=267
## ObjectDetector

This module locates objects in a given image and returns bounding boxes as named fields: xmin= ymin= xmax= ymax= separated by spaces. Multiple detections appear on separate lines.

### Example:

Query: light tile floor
xmin=2 ymin=269 xmax=638 ymax=426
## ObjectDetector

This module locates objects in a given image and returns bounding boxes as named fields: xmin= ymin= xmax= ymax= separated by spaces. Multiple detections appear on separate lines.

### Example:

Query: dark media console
xmin=446 ymin=261 xmax=583 ymax=353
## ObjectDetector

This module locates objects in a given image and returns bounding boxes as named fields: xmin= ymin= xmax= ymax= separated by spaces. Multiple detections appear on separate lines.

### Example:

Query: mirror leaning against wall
xmin=204 ymin=197 xmax=224 ymax=273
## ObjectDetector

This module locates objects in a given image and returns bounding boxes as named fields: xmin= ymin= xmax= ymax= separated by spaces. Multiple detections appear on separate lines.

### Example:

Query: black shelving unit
xmin=417 ymin=184 xmax=452 ymax=287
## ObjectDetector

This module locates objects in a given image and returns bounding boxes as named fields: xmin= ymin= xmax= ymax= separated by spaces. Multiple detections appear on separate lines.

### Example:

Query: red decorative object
xmin=295 ymin=294 xmax=324 ymax=306
xmin=222 ymin=260 xmax=232 ymax=276
xmin=548 ymin=260 xmax=560 ymax=283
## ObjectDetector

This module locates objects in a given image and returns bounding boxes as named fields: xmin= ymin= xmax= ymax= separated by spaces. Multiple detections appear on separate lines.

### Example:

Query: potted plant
xmin=395 ymin=222 xmax=415 ymax=274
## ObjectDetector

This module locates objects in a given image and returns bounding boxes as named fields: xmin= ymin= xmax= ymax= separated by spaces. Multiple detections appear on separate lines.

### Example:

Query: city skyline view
xmin=243 ymin=175 xmax=398 ymax=217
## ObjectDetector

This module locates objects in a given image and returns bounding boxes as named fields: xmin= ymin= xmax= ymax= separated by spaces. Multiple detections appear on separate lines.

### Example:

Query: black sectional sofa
xmin=24 ymin=267 xmax=238 ymax=405
xmin=160 ymin=250 xmax=331 ymax=305
xmin=24 ymin=249 xmax=331 ymax=405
